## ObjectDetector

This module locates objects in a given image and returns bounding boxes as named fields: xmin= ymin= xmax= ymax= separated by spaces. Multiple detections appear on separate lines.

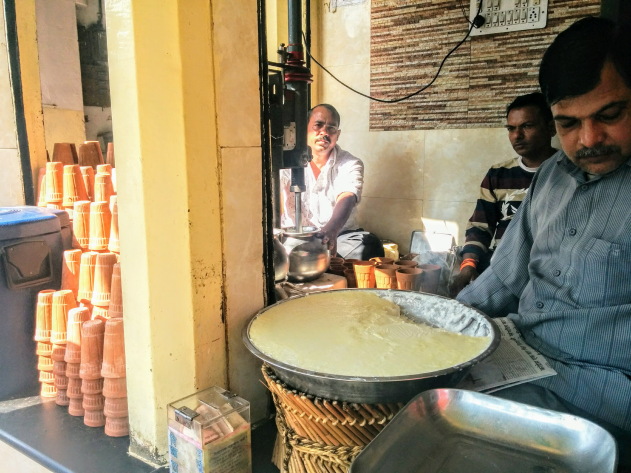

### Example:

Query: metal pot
xmin=273 ymin=230 xmax=289 ymax=282
xmin=279 ymin=226 xmax=330 ymax=282
xmin=243 ymin=289 xmax=500 ymax=403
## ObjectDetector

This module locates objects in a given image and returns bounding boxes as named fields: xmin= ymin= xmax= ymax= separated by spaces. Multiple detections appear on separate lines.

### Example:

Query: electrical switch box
xmin=469 ymin=0 xmax=548 ymax=36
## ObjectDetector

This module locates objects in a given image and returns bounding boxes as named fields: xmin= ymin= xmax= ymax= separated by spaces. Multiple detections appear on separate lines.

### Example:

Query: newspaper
xmin=456 ymin=317 xmax=557 ymax=393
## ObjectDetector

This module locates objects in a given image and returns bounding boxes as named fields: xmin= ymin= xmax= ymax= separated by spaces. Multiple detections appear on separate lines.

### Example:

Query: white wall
xmin=317 ymin=2 xmax=530 ymax=254
xmin=36 ymin=0 xmax=86 ymax=154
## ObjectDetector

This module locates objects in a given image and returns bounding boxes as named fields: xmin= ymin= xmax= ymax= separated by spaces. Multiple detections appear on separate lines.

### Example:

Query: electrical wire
xmin=302 ymin=1 xmax=483 ymax=103
xmin=459 ymin=0 xmax=475 ymax=25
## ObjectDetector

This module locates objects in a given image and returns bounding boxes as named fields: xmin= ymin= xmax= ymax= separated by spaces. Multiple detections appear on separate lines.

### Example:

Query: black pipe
xmin=288 ymin=0 xmax=301 ymax=52
xmin=4 ymin=0 xmax=35 ymax=205
xmin=258 ymin=0 xmax=277 ymax=304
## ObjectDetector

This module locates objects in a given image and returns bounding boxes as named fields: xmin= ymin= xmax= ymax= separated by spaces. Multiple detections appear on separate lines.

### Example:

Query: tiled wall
xmin=370 ymin=0 xmax=600 ymax=130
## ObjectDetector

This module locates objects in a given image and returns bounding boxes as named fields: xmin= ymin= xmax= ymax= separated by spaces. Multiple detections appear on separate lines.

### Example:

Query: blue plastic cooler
xmin=0 ymin=207 xmax=67 ymax=399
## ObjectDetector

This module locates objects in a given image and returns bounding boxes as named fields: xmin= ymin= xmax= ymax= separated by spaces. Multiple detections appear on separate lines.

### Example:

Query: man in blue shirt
xmin=457 ymin=16 xmax=631 ymax=467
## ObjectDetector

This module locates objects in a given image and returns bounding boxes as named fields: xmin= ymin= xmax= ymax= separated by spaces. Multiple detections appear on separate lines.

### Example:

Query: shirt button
xmin=568 ymin=228 xmax=577 ymax=236
xmin=581 ymin=185 xmax=589 ymax=191
xmin=536 ymin=302 xmax=544 ymax=309
xmin=553 ymin=270 xmax=561 ymax=277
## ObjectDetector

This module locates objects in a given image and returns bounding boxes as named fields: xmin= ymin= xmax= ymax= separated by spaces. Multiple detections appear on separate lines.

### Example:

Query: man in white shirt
xmin=280 ymin=104 xmax=384 ymax=259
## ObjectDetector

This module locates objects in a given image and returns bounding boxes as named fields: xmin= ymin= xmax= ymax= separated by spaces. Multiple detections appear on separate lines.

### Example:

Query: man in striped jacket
xmin=452 ymin=92 xmax=557 ymax=296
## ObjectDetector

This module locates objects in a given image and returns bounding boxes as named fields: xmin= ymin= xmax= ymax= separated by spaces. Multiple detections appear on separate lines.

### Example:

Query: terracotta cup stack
xmin=62 ymin=164 xmax=89 ymax=218
xmin=53 ymin=358 xmax=69 ymax=406
xmin=61 ymin=249 xmax=82 ymax=300
xmin=44 ymin=162 xmax=64 ymax=206
xmin=94 ymin=166 xmax=114 ymax=205
xmin=34 ymin=289 xmax=54 ymax=344
xmin=108 ymin=195 xmax=120 ymax=254
xmin=80 ymin=319 xmax=106 ymax=427
xmin=34 ymin=290 xmax=55 ymax=398
xmin=80 ymin=166 xmax=95 ymax=202
xmin=72 ymin=201 xmax=91 ymax=250
xmin=51 ymin=289 xmax=75 ymax=406
xmin=65 ymin=307 xmax=91 ymax=416
xmin=44 ymin=290 xmax=76 ymax=400
xmin=102 ymin=318 xmax=129 ymax=436
xmin=88 ymin=201 xmax=112 ymax=252
xmin=77 ymin=251 xmax=99 ymax=310
xmin=91 ymin=252 xmax=118 ymax=320
xmin=108 ymin=263 xmax=124 ymax=318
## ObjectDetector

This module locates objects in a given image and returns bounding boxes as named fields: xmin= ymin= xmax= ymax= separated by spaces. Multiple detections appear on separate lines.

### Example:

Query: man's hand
xmin=317 ymin=228 xmax=339 ymax=255
xmin=318 ymin=192 xmax=357 ymax=256
xmin=450 ymin=266 xmax=479 ymax=297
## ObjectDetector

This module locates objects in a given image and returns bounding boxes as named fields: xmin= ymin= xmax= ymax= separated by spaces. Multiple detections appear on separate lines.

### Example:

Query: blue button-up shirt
xmin=458 ymin=150 xmax=631 ymax=432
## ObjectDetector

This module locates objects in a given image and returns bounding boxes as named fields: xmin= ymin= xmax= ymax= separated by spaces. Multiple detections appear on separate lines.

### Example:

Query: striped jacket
xmin=463 ymin=157 xmax=539 ymax=258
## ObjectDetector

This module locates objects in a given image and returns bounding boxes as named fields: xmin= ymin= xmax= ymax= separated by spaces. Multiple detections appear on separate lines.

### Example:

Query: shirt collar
xmin=326 ymin=145 xmax=339 ymax=167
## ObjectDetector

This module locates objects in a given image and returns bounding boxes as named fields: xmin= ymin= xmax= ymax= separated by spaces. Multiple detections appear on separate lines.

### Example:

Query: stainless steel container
xmin=279 ymin=226 xmax=330 ymax=282
xmin=243 ymin=289 xmax=500 ymax=403
xmin=350 ymin=389 xmax=618 ymax=473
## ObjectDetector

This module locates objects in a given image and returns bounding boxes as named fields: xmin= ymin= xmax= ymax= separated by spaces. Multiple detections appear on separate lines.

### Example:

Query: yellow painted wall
xmin=105 ymin=0 xmax=265 ymax=463
xmin=13 ymin=0 xmax=46 ymax=202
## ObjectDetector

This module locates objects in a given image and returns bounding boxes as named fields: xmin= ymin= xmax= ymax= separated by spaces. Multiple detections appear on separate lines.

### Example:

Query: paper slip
xmin=456 ymin=317 xmax=557 ymax=393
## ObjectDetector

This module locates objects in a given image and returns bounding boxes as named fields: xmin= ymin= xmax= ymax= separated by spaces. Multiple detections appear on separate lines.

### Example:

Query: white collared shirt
xmin=280 ymin=145 xmax=364 ymax=231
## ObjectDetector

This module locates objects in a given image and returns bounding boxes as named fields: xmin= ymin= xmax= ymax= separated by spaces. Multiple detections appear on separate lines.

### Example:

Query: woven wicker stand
xmin=262 ymin=364 xmax=404 ymax=473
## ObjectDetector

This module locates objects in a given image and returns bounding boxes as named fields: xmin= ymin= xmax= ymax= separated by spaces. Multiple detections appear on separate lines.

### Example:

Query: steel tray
xmin=350 ymin=388 xmax=617 ymax=473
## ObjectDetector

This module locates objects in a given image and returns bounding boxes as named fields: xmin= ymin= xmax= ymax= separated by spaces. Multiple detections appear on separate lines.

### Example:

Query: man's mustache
xmin=321 ymin=135 xmax=331 ymax=143
xmin=575 ymin=145 xmax=620 ymax=159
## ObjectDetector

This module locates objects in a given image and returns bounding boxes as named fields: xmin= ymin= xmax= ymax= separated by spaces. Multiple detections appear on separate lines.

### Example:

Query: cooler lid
xmin=0 ymin=207 xmax=61 ymax=241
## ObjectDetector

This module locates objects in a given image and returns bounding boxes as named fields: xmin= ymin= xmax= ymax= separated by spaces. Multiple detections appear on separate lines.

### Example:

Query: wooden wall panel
xmin=370 ymin=0 xmax=600 ymax=130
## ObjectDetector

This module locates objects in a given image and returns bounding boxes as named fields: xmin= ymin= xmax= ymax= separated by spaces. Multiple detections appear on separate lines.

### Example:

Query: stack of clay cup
xmin=32 ymin=143 xmax=127 ymax=436
xmin=90 ymin=252 xmax=118 ymax=320
xmin=33 ymin=289 xmax=77 ymax=402
xmin=34 ymin=290 xmax=56 ymax=398
xmin=65 ymin=306 xmax=91 ymax=416
xmin=80 ymin=319 xmax=106 ymax=427
xmin=101 ymin=318 xmax=129 ymax=436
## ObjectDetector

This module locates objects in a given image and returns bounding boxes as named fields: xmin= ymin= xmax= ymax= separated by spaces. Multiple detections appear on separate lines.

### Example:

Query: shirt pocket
xmin=573 ymin=238 xmax=631 ymax=307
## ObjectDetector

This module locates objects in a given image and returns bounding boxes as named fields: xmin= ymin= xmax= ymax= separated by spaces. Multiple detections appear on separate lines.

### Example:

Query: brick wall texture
xmin=369 ymin=0 xmax=601 ymax=130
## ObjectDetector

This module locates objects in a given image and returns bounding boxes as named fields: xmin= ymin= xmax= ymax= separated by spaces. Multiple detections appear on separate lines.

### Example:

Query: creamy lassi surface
xmin=249 ymin=291 xmax=492 ymax=377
